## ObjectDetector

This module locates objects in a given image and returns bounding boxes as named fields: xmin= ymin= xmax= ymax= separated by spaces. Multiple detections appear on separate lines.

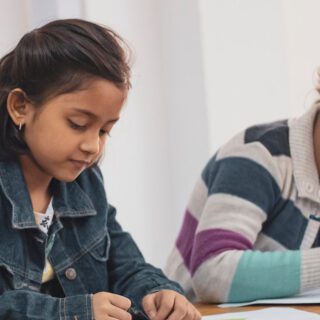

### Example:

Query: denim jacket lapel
xmin=0 ymin=160 xmax=97 ymax=230
xmin=50 ymin=178 xmax=97 ymax=218
xmin=0 ymin=160 xmax=36 ymax=229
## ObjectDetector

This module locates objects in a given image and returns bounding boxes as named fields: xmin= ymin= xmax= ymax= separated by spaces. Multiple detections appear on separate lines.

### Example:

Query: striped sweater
xmin=165 ymin=102 xmax=320 ymax=303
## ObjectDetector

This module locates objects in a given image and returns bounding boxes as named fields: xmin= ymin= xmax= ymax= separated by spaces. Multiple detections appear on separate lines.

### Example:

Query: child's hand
xmin=92 ymin=292 xmax=132 ymax=320
xmin=142 ymin=290 xmax=201 ymax=320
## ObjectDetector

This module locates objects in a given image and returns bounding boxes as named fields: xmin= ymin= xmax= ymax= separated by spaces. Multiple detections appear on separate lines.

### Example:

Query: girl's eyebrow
xmin=71 ymin=108 xmax=119 ymax=124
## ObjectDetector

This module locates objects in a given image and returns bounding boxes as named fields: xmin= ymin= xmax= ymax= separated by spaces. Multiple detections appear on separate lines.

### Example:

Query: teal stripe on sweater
xmin=228 ymin=250 xmax=300 ymax=302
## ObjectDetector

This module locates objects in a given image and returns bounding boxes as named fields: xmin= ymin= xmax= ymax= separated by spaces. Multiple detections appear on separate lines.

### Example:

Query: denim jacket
xmin=0 ymin=160 xmax=183 ymax=319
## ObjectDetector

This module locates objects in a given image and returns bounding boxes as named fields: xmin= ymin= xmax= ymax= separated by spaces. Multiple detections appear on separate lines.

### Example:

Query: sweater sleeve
xmin=168 ymin=139 xmax=320 ymax=303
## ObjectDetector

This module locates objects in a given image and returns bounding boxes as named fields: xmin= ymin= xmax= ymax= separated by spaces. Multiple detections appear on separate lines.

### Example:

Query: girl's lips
xmin=69 ymin=159 xmax=90 ymax=170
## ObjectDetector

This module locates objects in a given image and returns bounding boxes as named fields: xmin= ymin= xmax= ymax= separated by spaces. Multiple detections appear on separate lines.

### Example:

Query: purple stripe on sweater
xmin=176 ymin=210 xmax=198 ymax=269
xmin=190 ymin=228 xmax=253 ymax=275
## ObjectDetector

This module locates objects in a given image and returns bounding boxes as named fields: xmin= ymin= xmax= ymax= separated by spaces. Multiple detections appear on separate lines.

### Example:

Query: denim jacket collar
xmin=0 ymin=160 xmax=97 ymax=229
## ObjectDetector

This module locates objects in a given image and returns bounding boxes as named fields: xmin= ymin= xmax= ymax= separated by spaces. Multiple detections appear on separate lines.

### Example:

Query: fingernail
xmin=148 ymin=311 xmax=156 ymax=319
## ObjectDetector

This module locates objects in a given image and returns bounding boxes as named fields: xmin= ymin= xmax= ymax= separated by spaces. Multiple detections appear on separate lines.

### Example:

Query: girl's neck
xmin=18 ymin=154 xmax=52 ymax=212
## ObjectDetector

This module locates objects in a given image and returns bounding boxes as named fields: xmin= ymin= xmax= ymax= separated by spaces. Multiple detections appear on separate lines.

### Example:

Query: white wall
xmin=158 ymin=0 xmax=210 ymax=236
xmin=26 ymin=0 xmax=83 ymax=28
xmin=199 ymin=0 xmax=320 ymax=153
xmin=0 ymin=0 xmax=28 ymax=56
xmin=199 ymin=0 xmax=292 ymax=153
xmin=282 ymin=0 xmax=320 ymax=114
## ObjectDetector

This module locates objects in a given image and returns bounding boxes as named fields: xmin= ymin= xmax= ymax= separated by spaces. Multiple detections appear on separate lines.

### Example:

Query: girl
xmin=0 ymin=19 xmax=201 ymax=320
xmin=166 ymin=94 xmax=320 ymax=303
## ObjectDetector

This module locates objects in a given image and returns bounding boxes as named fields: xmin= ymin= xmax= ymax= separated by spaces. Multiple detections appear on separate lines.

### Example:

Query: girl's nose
xmin=80 ymin=133 xmax=100 ymax=155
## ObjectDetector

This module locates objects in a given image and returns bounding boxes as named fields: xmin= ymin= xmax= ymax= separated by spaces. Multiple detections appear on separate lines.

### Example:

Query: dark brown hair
xmin=0 ymin=18 xmax=131 ymax=161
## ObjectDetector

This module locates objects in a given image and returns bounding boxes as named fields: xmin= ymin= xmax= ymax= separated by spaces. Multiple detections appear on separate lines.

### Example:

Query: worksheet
xmin=204 ymin=307 xmax=320 ymax=320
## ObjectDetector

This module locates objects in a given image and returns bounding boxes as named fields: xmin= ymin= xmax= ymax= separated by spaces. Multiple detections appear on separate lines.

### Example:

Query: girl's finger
xmin=142 ymin=293 xmax=158 ymax=319
xmin=108 ymin=293 xmax=132 ymax=311
xmin=153 ymin=293 xmax=175 ymax=320
xmin=166 ymin=297 xmax=188 ymax=320
xmin=108 ymin=304 xmax=132 ymax=320
xmin=194 ymin=308 xmax=202 ymax=320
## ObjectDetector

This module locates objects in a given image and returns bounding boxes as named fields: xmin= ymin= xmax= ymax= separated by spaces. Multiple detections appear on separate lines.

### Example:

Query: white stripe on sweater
xmin=196 ymin=193 xmax=266 ymax=244
xmin=301 ymin=248 xmax=320 ymax=291
xmin=186 ymin=178 xmax=208 ymax=219
xmin=165 ymin=247 xmax=197 ymax=301
xmin=254 ymin=232 xmax=287 ymax=251
xmin=192 ymin=250 xmax=243 ymax=303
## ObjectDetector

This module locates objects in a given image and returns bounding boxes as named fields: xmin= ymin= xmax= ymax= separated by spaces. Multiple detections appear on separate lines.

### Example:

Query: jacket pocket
xmin=0 ymin=263 xmax=13 ymax=292
xmin=0 ymin=262 xmax=23 ymax=292
xmin=88 ymin=230 xmax=110 ymax=262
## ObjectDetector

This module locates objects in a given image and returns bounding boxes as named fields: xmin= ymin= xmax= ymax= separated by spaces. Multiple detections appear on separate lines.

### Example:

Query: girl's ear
xmin=6 ymin=88 xmax=32 ymax=127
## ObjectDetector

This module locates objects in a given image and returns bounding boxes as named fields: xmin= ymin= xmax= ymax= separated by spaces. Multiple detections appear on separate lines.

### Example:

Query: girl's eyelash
xmin=68 ymin=120 xmax=86 ymax=130
xmin=68 ymin=120 xmax=111 ymax=137
xmin=100 ymin=129 xmax=111 ymax=137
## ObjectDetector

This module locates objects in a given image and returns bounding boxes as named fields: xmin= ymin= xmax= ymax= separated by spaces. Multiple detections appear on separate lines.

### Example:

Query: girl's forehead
xmin=66 ymin=107 xmax=119 ymax=124
xmin=40 ymin=80 xmax=126 ymax=119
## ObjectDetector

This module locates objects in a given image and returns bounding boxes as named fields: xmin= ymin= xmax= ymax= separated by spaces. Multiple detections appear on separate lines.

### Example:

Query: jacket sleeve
xmin=106 ymin=204 xmax=183 ymax=311
xmin=0 ymin=290 xmax=92 ymax=319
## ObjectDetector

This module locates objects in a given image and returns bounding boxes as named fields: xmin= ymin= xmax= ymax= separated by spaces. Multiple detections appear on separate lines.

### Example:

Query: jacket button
xmin=306 ymin=183 xmax=314 ymax=193
xmin=65 ymin=268 xmax=77 ymax=280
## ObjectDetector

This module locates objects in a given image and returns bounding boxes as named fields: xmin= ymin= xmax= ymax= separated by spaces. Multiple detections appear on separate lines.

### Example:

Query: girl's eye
xmin=68 ymin=119 xmax=111 ymax=137
xmin=99 ymin=129 xmax=111 ymax=137
xmin=68 ymin=120 xmax=86 ymax=130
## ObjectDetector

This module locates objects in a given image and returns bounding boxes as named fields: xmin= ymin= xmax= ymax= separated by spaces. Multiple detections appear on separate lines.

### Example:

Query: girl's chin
xmin=52 ymin=171 xmax=82 ymax=183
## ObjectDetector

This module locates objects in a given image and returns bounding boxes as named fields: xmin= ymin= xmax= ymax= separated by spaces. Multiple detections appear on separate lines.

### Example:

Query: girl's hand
xmin=92 ymin=292 xmax=132 ymax=320
xmin=142 ymin=290 xmax=201 ymax=320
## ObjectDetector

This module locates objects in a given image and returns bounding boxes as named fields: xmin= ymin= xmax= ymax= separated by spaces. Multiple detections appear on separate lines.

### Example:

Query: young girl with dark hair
xmin=0 ymin=19 xmax=201 ymax=320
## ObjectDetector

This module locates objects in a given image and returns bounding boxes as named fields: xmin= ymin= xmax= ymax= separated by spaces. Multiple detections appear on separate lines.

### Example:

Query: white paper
xmin=219 ymin=288 xmax=320 ymax=308
xmin=204 ymin=307 xmax=320 ymax=320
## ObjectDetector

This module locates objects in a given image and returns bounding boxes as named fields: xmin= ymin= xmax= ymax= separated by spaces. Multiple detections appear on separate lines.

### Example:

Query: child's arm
xmin=0 ymin=288 xmax=133 ymax=320
xmin=106 ymin=208 xmax=201 ymax=320
xmin=167 ymin=142 xmax=320 ymax=303
xmin=106 ymin=204 xmax=184 ymax=310
xmin=0 ymin=290 xmax=92 ymax=319
xmin=89 ymin=167 xmax=199 ymax=320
